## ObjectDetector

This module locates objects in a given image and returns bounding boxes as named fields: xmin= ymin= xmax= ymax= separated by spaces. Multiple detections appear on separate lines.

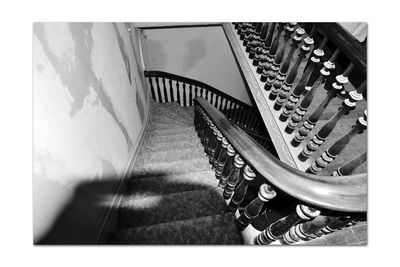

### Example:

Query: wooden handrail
xmin=316 ymin=23 xmax=366 ymax=74
xmin=144 ymin=69 xmax=254 ymax=111
xmin=195 ymin=97 xmax=366 ymax=212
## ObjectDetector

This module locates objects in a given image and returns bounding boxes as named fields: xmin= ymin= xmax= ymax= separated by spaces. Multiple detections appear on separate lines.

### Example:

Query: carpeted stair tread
xmin=144 ymin=126 xmax=196 ymax=138
xmin=135 ymin=148 xmax=207 ymax=167
xmin=131 ymin=158 xmax=212 ymax=179
xmin=150 ymin=102 xmax=193 ymax=126
xmin=126 ymin=170 xmax=218 ymax=200
xmin=140 ymin=139 xmax=204 ymax=153
xmin=118 ymin=189 xmax=227 ymax=229
xmin=141 ymin=132 xmax=203 ymax=145
xmin=109 ymin=213 xmax=242 ymax=245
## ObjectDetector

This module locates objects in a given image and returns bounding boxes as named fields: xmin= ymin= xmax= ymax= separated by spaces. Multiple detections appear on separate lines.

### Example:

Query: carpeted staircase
xmin=108 ymin=100 xmax=243 ymax=245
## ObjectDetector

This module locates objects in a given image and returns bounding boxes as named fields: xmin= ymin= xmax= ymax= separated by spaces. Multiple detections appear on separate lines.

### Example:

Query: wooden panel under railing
xmin=194 ymin=97 xmax=366 ymax=245
xmin=223 ymin=23 xmax=367 ymax=175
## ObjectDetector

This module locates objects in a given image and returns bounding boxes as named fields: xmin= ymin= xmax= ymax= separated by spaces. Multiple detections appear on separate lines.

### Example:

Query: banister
xmin=194 ymin=97 xmax=366 ymax=212
xmin=316 ymin=23 xmax=366 ymax=74
xmin=144 ymin=69 xmax=254 ymax=111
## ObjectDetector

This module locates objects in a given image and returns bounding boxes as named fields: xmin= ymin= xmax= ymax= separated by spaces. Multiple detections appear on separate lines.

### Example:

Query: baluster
xmin=285 ymin=48 xmax=340 ymax=134
xmin=292 ymin=64 xmax=357 ymax=147
xmin=263 ymin=23 xmax=296 ymax=91
xmin=241 ymin=109 xmax=250 ymax=127
xmin=237 ymin=184 xmax=277 ymax=230
xmin=281 ymin=215 xmax=339 ymax=244
xmin=161 ymin=77 xmax=167 ymax=102
xmin=239 ymin=23 xmax=251 ymax=40
xmin=155 ymin=77 xmax=162 ymax=102
xmin=215 ymin=137 xmax=229 ymax=180
xmin=269 ymin=25 xmax=307 ymax=100
xmin=148 ymin=77 xmax=156 ymax=100
xmin=257 ymin=23 xmax=277 ymax=74
xmin=316 ymin=214 xmax=363 ymax=236
xmin=207 ymin=126 xmax=219 ymax=166
xmin=253 ymin=23 xmax=269 ymax=66
xmin=201 ymin=119 xmax=212 ymax=153
xmin=308 ymin=111 xmax=367 ymax=174
xmin=273 ymin=27 xmax=313 ymax=108
xmin=218 ymin=145 xmax=236 ymax=188
xmin=255 ymin=204 xmax=320 ymax=245
xmin=212 ymin=93 xmax=217 ymax=107
xmin=280 ymin=37 xmax=328 ymax=121
xmin=181 ymin=82 xmax=187 ymax=106
xmin=215 ymin=95 xmax=221 ymax=110
xmin=220 ymin=98 xmax=226 ymax=112
xmin=223 ymin=154 xmax=245 ymax=199
xmin=228 ymin=165 xmax=256 ymax=212
xmin=243 ymin=23 xmax=256 ymax=48
xmin=260 ymin=23 xmax=285 ymax=82
xmin=176 ymin=80 xmax=181 ymax=105
xmin=169 ymin=78 xmax=174 ymax=102
xmin=248 ymin=23 xmax=263 ymax=59
xmin=333 ymin=152 xmax=367 ymax=176
xmin=212 ymin=131 xmax=224 ymax=169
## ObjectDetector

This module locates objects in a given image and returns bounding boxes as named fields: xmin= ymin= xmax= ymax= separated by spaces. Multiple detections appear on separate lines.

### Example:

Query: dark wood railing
xmin=144 ymin=70 xmax=276 ymax=154
xmin=194 ymin=97 xmax=366 ymax=245
xmin=229 ymin=23 xmax=367 ymax=174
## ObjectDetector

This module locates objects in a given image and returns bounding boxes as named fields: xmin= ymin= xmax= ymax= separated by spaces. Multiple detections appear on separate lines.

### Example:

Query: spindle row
xmin=194 ymin=98 xmax=365 ymax=244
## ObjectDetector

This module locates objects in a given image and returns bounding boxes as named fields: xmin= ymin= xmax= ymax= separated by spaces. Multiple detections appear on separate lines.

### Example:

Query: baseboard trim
xmin=93 ymin=90 xmax=151 ymax=244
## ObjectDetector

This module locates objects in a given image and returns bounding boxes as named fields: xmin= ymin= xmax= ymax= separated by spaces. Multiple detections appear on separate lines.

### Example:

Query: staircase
xmin=108 ymin=101 xmax=242 ymax=244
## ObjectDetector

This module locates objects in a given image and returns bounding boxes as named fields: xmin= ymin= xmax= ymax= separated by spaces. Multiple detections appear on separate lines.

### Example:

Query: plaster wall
xmin=33 ymin=22 xmax=148 ymax=244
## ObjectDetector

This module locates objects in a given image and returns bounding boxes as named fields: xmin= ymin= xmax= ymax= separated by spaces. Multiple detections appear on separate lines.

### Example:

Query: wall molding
xmin=93 ymin=86 xmax=151 ymax=244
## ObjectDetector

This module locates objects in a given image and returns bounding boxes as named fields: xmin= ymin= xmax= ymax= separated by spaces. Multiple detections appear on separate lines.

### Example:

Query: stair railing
xmin=194 ymin=97 xmax=366 ymax=245
xmin=229 ymin=23 xmax=367 ymax=174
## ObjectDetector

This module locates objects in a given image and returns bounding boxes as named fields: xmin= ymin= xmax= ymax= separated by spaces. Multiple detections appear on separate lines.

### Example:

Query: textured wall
xmin=143 ymin=26 xmax=252 ymax=105
xmin=33 ymin=22 xmax=148 ymax=244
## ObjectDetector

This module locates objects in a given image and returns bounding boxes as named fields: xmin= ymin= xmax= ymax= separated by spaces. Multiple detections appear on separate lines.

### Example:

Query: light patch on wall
xmin=182 ymin=38 xmax=206 ymax=75
xmin=112 ymin=23 xmax=132 ymax=86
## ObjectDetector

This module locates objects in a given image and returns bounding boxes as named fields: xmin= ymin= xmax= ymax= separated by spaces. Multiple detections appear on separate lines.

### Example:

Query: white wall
xmin=33 ymin=22 xmax=148 ymax=244
xmin=143 ymin=26 xmax=252 ymax=105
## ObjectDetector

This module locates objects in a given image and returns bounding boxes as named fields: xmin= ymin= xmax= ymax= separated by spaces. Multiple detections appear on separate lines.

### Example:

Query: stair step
xmin=131 ymin=158 xmax=212 ymax=179
xmin=145 ymin=126 xmax=196 ymax=138
xmin=140 ymin=138 xmax=204 ymax=153
xmin=150 ymin=102 xmax=193 ymax=125
xmin=109 ymin=213 xmax=242 ymax=245
xmin=141 ymin=131 xmax=202 ymax=145
xmin=118 ymin=189 xmax=227 ymax=229
xmin=126 ymin=170 xmax=217 ymax=200
xmin=135 ymin=147 xmax=207 ymax=167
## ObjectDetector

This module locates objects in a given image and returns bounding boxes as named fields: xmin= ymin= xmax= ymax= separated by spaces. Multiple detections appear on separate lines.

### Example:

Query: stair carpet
xmin=108 ymin=100 xmax=242 ymax=245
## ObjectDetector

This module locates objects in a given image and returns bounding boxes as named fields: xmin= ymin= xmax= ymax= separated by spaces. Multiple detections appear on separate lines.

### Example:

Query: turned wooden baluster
xmin=255 ymin=204 xmax=320 ymax=245
xmin=315 ymin=214 xmax=363 ymax=236
xmin=333 ymin=152 xmax=367 ymax=176
xmin=308 ymin=110 xmax=367 ymax=174
xmin=201 ymin=119 xmax=213 ymax=153
xmin=300 ymin=99 xmax=358 ymax=160
xmin=215 ymin=137 xmax=229 ymax=180
xmin=161 ymin=77 xmax=167 ymax=102
xmin=207 ymin=126 xmax=219 ymax=165
xmin=239 ymin=23 xmax=251 ymax=40
xmin=260 ymin=23 xmax=286 ymax=82
xmin=188 ymin=84 xmax=193 ymax=105
xmin=218 ymin=144 xmax=236 ymax=188
xmin=253 ymin=23 xmax=269 ymax=66
xmin=292 ymin=64 xmax=358 ymax=147
xmin=223 ymin=154 xmax=245 ymax=199
xmin=285 ymin=48 xmax=340 ymax=134
xmin=263 ymin=23 xmax=297 ymax=91
xmin=280 ymin=37 xmax=328 ymax=121
xmin=212 ymin=130 xmax=224 ymax=169
xmin=168 ymin=78 xmax=174 ymax=102
xmin=248 ymin=23 xmax=263 ymax=58
xmin=154 ymin=77 xmax=162 ymax=102
xmin=228 ymin=165 xmax=257 ymax=212
xmin=257 ymin=23 xmax=277 ymax=74
xmin=280 ymin=215 xmax=339 ymax=244
xmin=273 ymin=27 xmax=314 ymax=107
xmin=148 ymin=77 xmax=156 ymax=100
xmin=237 ymin=184 xmax=277 ymax=230
xmin=243 ymin=23 xmax=256 ymax=48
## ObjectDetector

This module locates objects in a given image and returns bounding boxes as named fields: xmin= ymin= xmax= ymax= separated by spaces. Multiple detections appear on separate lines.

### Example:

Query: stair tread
xmin=109 ymin=212 xmax=242 ymax=245
xmin=135 ymin=147 xmax=207 ymax=167
xmin=141 ymin=131 xmax=202 ymax=144
xmin=126 ymin=170 xmax=217 ymax=200
xmin=140 ymin=138 xmax=204 ymax=153
xmin=145 ymin=126 xmax=195 ymax=137
xmin=118 ymin=189 xmax=227 ymax=229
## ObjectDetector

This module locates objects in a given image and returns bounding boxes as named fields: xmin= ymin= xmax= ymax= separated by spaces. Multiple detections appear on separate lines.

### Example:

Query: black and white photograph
xmin=32 ymin=22 xmax=367 ymax=245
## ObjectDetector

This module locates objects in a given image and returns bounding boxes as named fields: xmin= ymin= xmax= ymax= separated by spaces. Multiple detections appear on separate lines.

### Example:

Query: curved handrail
xmin=144 ymin=69 xmax=255 ymax=111
xmin=195 ymin=97 xmax=366 ymax=212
